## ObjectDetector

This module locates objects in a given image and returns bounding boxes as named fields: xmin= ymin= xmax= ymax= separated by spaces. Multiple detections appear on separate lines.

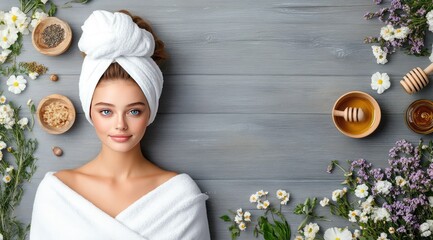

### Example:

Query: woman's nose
xmin=115 ymin=114 xmax=128 ymax=130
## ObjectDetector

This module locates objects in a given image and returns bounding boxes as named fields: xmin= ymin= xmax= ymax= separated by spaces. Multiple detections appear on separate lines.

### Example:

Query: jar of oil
xmin=406 ymin=99 xmax=433 ymax=134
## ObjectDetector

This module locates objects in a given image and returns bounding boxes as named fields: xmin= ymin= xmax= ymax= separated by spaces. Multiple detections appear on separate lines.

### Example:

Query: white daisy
xmin=30 ymin=11 xmax=48 ymax=31
xmin=4 ymin=7 xmax=26 ymax=27
xmin=323 ymin=227 xmax=352 ymax=240
xmin=0 ymin=95 xmax=6 ymax=104
xmin=0 ymin=27 xmax=18 ymax=50
xmin=0 ymin=141 xmax=6 ymax=150
xmin=238 ymin=222 xmax=246 ymax=231
xmin=5 ymin=165 xmax=13 ymax=172
xmin=376 ymin=51 xmax=388 ymax=64
xmin=355 ymin=184 xmax=369 ymax=198
xmin=371 ymin=72 xmax=391 ymax=94
xmin=380 ymin=25 xmax=395 ymax=41
xmin=320 ymin=197 xmax=330 ymax=207
xmin=17 ymin=117 xmax=28 ymax=129
xmin=394 ymin=26 xmax=409 ymax=39
xmin=243 ymin=211 xmax=251 ymax=222
xmin=7 ymin=75 xmax=27 ymax=94
xmin=28 ymin=71 xmax=39 ymax=80
xmin=0 ymin=49 xmax=11 ymax=64
xmin=2 ymin=174 xmax=11 ymax=183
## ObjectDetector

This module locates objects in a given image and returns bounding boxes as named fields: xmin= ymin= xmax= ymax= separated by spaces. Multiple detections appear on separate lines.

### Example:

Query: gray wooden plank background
xmin=1 ymin=0 xmax=432 ymax=239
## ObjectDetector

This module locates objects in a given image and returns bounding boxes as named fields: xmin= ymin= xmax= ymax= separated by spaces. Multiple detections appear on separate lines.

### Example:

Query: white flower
xmin=5 ymin=165 xmax=13 ymax=173
xmin=0 ymin=96 xmax=5 ymax=104
xmin=27 ymin=98 xmax=33 ymax=107
xmin=359 ymin=212 xmax=369 ymax=223
xmin=320 ymin=197 xmax=330 ymax=207
xmin=41 ymin=0 xmax=48 ymax=4
xmin=276 ymin=189 xmax=287 ymax=199
xmin=236 ymin=208 xmax=243 ymax=217
xmin=28 ymin=71 xmax=39 ymax=80
xmin=375 ymin=180 xmax=392 ymax=195
xmin=427 ymin=10 xmax=433 ymax=31
xmin=421 ymin=222 xmax=430 ymax=232
xmin=257 ymin=190 xmax=268 ymax=197
xmin=256 ymin=201 xmax=264 ymax=209
xmin=234 ymin=214 xmax=242 ymax=224
xmin=427 ymin=220 xmax=433 ymax=230
xmin=0 ymin=141 xmax=6 ymax=150
xmin=377 ymin=232 xmax=389 ymax=240
xmin=4 ymin=7 xmax=26 ymax=27
xmin=372 ymin=45 xmax=383 ymax=58
xmin=243 ymin=211 xmax=251 ymax=222
xmin=394 ymin=26 xmax=409 ymax=39
xmin=371 ymin=72 xmax=391 ymax=94
xmin=7 ymin=75 xmax=26 ymax=94
xmin=332 ymin=189 xmax=346 ymax=201
xmin=280 ymin=195 xmax=289 ymax=205
xmin=250 ymin=193 xmax=259 ymax=203
xmin=15 ymin=17 xmax=30 ymax=35
xmin=0 ymin=232 xmax=3 ymax=240
xmin=348 ymin=210 xmax=361 ymax=222
xmin=380 ymin=25 xmax=395 ymax=41
xmin=30 ymin=11 xmax=48 ymax=31
xmin=395 ymin=176 xmax=406 ymax=187
xmin=371 ymin=207 xmax=391 ymax=223
xmin=294 ymin=236 xmax=304 ymax=240
xmin=421 ymin=230 xmax=432 ymax=237
xmin=17 ymin=117 xmax=28 ymax=129
xmin=0 ymin=49 xmax=11 ymax=64
xmin=303 ymin=222 xmax=320 ymax=239
xmin=388 ymin=227 xmax=395 ymax=234
xmin=0 ymin=27 xmax=18 ymax=50
xmin=355 ymin=184 xmax=369 ymax=198
xmin=0 ymin=104 xmax=15 ymax=129
xmin=0 ymin=151 xmax=3 ymax=161
xmin=376 ymin=51 xmax=388 ymax=64
xmin=262 ymin=200 xmax=270 ymax=209
xmin=353 ymin=229 xmax=361 ymax=238
xmin=238 ymin=221 xmax=246 ymax=231
xmin=324 ymin=227 xmax=352 ymax=240
xmin=2 ymin=174 xmax=11 ymax=183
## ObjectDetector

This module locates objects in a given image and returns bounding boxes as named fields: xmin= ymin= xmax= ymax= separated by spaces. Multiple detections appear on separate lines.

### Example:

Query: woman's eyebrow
xmin=94 ymin=102 xmax=146 ymax=107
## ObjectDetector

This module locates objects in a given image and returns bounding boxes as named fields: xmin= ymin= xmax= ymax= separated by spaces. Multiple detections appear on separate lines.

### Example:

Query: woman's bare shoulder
xmin=53 ymin=169 xmax=82 ymax=187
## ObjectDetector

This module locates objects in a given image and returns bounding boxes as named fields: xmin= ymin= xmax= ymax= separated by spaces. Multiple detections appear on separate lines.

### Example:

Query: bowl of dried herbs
xmin=32 ymin=17 xmax=72 ymax=56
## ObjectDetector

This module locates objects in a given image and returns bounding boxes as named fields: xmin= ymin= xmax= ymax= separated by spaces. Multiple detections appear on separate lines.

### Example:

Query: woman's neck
xmin=91 ymin=144 xmax=149 ymax=180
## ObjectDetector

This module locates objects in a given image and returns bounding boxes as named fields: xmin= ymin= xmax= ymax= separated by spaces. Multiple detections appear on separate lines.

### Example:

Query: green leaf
xmin=220 ymin=215 xmax=232 ymax=222
xmin=48 ymin=2 xmax=57 ymax=16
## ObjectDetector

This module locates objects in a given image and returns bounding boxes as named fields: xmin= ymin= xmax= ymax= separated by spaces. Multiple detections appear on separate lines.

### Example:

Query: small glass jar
xmin=406 ymin=99 xmax=433 ymax=134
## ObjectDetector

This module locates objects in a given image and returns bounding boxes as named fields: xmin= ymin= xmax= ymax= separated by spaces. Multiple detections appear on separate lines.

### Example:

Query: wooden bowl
xmin=332 ymin=91 xmax=381 ymax=138
xmin=37 ymin=94 xmax=76 ymax=134
xmin=32 ymin=17 xmax=72 ymax=56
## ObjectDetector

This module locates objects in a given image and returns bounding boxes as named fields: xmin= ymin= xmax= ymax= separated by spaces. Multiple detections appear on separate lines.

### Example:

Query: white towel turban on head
xmin=78 ymin=10 xmax=163 ymax=126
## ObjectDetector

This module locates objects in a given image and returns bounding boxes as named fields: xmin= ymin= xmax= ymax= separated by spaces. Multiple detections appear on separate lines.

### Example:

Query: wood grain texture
xmin=0 ymin=0 xmax=431 ymax=239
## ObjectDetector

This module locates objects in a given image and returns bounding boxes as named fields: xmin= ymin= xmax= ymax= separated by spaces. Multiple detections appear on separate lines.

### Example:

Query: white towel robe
xmin=30 ymin=172 xmax=211 ymax=240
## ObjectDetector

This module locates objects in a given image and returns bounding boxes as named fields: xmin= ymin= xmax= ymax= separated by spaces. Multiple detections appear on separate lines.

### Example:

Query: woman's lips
xmin=109 ymin=135 xmax=132 ymax=143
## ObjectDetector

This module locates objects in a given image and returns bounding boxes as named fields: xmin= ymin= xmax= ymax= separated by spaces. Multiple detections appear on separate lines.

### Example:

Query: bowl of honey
xmin=332 ymin=91 xmax=381 ymax=138
xmin=405 ymin=99 xmax=433 ymax=134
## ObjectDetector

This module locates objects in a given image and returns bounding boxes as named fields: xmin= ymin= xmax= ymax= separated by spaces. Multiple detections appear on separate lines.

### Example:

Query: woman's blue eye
xmin=130 ymin=109 xmax=141 ymax=116
xmin=100 ymin=110 xmax=111 ymax=116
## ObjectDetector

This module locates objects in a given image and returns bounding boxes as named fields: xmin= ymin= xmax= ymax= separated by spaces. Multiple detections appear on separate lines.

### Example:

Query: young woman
xmin=30 ymin=10 xmax=211 ymax=240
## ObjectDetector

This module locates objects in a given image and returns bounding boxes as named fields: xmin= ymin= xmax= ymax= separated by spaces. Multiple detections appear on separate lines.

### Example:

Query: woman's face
xmin=90 ymin=79 xmax=150 ymax=153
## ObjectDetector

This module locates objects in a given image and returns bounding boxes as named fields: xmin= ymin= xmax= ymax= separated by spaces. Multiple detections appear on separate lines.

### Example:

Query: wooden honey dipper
xmin=333 ymin=107 xmax=365 ymax=122
xmin=400 ymin=63 xmax=433 ymax=94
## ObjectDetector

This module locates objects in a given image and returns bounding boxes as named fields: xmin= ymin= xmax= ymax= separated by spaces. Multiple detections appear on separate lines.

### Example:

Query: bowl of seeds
xmin=37 ymin=94 xmax=76 ymax=134
xmin=32 ymin=17 xmax=72 ymax=56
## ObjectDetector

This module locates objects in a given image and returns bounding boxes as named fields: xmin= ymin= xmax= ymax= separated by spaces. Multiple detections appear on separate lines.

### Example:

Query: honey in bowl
xmin=406 ymin=99 xmax=433 ymax=134
xmin=334 ymin=98 xmax=375 ymax=135
xmin=332 ymin=91 xmax=381 ymax=138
